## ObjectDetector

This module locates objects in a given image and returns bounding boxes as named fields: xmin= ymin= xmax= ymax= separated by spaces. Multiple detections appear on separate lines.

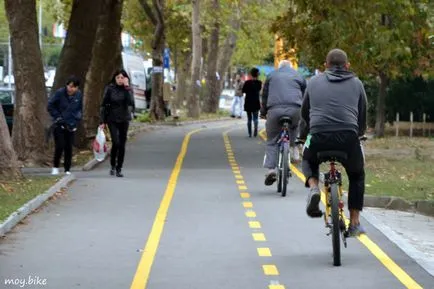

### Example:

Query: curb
xmin=342 ymin=194 xmax=434 ymax=217
xmin=362 ymin=209 xmax=434 ymax=277
xmin=0 ymin=174 xmax=76 ymax=237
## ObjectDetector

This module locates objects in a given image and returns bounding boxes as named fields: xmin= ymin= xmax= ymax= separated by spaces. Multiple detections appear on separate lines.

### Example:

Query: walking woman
xmin=242 ymin=67 xmax=262 ymax=137
xmin=100 ymin=69 xmax=135 ymax=177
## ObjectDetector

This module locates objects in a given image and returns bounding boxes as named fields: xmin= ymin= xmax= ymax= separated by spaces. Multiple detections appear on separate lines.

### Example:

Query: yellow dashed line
xmin=224 ymin=131 xmax=286 ymax=288
xmin=257 ymin=248 xmax=272 ymax=257
xmin=245 ymin=211 xmax=256 ymax=218
xmin=252 ymin=233 xmax=266 ymax=241
xmin=240 ymin=192 xmax=250 ymax=199
xmin=249 ymin=221 xmax=261 ymax=229
xmin=263 ymin=265 xmax=279 ymax=275
xmin=243 ymin=202 xmax=253 ymax=208
xmin=269 ymin=285 xmax=285 ymax=289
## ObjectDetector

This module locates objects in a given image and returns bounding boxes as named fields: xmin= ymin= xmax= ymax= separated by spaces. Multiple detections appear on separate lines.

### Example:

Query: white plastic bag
xmin=93 ymin=126 xmax=108 ymax=162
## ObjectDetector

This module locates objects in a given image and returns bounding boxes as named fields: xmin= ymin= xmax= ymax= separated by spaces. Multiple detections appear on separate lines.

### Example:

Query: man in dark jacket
xmin=261 ymin=60 xmax=306 ymax=186
xmin=47 ymin=76 xmax=83 ymax=175
xmin=299 ymin=49 xmax=368 ymax=237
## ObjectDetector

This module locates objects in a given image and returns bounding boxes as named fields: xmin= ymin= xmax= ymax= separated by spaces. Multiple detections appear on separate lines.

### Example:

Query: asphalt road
xmin=0 ymin=120 xmax=433 ymax=289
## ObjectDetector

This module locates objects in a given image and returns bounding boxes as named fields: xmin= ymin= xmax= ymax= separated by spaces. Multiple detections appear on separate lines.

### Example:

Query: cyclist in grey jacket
xmin=298 ymin=48 xmax=368 ymax=237
xmin=261 ymin=60 xmax=306 ymax=186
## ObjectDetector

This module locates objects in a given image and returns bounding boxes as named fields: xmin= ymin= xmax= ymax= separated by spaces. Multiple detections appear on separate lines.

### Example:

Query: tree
xmin=203 ymin=0 xmax=220 ymax=113
xmin=5 ymin=0 xmax=50 ymax=165
xmin=0 ymin=107 xmax=21 ymax=179
xmin=51 ymin=0 xmax=103 ymax=93
xmin=273 ymin=0 xmax=433 ymax=137
xmin=188 ymin=0 xmax=201 ymax=118
xmin=138 ymin=0 xmax=166 ymax=121
xmin=83 ymin=0 xmax=124 ymax=141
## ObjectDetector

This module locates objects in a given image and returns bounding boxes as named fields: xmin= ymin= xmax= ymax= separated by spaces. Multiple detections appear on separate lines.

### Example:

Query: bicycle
xmin=296 ymin=135 xmax=367 ymax=266
xmin=276 ymin=116 xmax=293 ymax=197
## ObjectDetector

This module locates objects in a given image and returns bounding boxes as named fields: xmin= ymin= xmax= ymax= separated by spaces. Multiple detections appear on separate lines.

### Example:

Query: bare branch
xmin=139 ymin=0 xmax=157 ymax=26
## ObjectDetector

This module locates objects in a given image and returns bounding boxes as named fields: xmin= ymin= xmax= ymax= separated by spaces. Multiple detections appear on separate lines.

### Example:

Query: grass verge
xmin=0 ymin=176 xmax=60 ymax=223
xmin=321 ymin=137 xmax=434 ymax=201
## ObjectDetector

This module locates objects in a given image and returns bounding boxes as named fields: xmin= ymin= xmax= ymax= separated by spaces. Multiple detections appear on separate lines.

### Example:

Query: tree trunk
xmin=150 ymin=42 xmax=166 ymax=120
xmin=375 ymin=72 xmax=388 ymax=137
xmin=0 ymin=107 xmax=22 ymax=179
xmin=51 ymin=0 xmax=103 ymax=148
xmin=51 ymin=0 xmax=102 ymax=93
xmin=83 ymin=0 xmax=124 ymax=143
xmin=216 ymin=11 xmax=241 ymax=98
xmin=5 ymin=0 xmax=50 ymax=166
xmin=188 ymin=0 xmax=202 ymax=118
xmin=173 ymin=53 xmax=191 ymax=116
xmin=203 ymin=0 xmax=220 ymax=113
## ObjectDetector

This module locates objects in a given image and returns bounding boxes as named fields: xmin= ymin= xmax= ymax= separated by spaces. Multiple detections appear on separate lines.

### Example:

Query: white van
xmin=122 ymin=52 xmax=147 ymax=111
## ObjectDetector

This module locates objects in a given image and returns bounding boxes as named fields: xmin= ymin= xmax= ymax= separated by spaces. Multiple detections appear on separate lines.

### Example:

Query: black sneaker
xmin=110 ymin=167 xmax=115 ymax=176
xmin=264 ymin=171 xmax=277 ymax=186
xmin=116 ymin=169 xmax=124 ymax=178
xmin=306 ymin=187 xmax=322 ymax=217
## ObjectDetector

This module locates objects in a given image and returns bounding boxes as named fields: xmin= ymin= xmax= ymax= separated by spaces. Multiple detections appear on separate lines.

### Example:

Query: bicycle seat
xmin=279 ymin=116 xmax=292 ymax=126
xmin=317 ymin=151 xmax=348 ymax=163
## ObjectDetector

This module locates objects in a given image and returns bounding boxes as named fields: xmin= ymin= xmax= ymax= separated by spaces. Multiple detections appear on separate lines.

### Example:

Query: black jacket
xmin=100 ymin=84 xmax=135 ymax=123
xmin=47 ymin=87 xmax=82 ymax=129
xmin=242 ymin=79 xmax=262 ymax=112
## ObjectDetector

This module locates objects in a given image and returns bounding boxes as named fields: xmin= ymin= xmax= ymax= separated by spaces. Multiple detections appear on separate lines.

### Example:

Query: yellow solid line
xmin=257 ymin=247 xmax=271 ymax=256
xmin=130 ymin=129 xmax=202 ymax=289
xmin=249 ymin=221 xmax=261 ymax=228
xmin=252 ymin=233 xmax=266 ymax=241
xmin=240 ymin=192 xmax=250 ymax=199
xmin=258 ymin=129 xmax=423 ymax=289
xmin=263 ymin=265 xmax=279 ymax=275
xmin=243 ymin=202 xmax=253 ymax=208
xmin=245 ymin=210 xmax=256 ymax=218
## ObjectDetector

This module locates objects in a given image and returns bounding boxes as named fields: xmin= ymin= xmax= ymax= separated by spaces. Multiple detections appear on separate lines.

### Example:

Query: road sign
xmin=163 ymin=48 xmax=170 ymax=69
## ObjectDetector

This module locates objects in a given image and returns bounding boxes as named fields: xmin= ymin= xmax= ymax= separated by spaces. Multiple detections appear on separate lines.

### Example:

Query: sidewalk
xmin=363 ymin=207 xmax=434 ymax=277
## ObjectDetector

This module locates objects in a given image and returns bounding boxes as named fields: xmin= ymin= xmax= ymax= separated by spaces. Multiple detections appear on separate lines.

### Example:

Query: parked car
xmin=0 ymin=88 xmax=15 ymax=135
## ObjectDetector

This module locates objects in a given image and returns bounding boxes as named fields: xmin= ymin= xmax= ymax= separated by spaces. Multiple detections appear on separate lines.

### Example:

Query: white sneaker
xmin=51 ymin=168 xmax=60 ymax=175
xmin=65 ymin=171 xmax=71 ymax=175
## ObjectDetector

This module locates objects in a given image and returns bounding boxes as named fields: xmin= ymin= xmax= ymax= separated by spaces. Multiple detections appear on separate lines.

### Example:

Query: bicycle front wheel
xmin=331 ymin=183 xmax=341 ymax=266
xmin=281 ymin=143 xmax=289 ymax=197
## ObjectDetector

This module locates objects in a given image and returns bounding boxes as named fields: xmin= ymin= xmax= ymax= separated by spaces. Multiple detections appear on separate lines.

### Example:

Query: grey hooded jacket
xmin=261 ymin=66 xmax=306 ymax=115
xmin=300 ymin=69 xmax=367 ymax=138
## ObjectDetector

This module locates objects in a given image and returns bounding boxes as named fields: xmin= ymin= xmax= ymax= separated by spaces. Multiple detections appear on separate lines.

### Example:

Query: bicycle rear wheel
xmin=281 ymin=143 xmax=289 ymax=197
xmin=277 ymin=149 xmax=282 ymax=193
xmin=331 ymin=183 xmax=341 ymax=266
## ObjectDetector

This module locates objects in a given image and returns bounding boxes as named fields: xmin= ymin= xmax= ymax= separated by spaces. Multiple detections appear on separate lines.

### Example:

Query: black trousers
xmin=53 ymin=126 xmax=75 ymax=171
xmin=108 ymin=122 xmax=129 ymax=170
xmin=302 ymin=131 xmax=365 ymax=210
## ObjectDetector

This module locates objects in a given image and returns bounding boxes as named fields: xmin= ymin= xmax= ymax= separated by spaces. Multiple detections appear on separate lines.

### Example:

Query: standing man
xmin=231 ymin=73 xmax=244 ymax=118
xmin=261 ymin=60 xmax=306 ymax=186
xmin=298 ymin=48 xmax=368 ymax=236
xmin=47 ymin=76 xmax=83 ymax=175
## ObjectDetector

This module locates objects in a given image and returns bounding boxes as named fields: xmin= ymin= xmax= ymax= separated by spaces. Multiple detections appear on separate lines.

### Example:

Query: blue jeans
xmin=247 ymin=111 xmax=259 ymax=136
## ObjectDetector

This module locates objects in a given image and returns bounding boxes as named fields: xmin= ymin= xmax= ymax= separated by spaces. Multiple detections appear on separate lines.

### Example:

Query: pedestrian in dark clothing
xmin=100 ymin=69 xmax=135 ymax=177
xmin=47 ymin=76 xmax=83 ymax=175
xmin=242 ymin=67 xmax=262 ymax=137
